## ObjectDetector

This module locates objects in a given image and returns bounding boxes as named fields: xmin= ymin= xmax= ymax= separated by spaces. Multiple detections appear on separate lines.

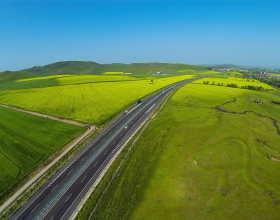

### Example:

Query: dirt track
xmin=0 ymin=104 xmax=93 ymax=128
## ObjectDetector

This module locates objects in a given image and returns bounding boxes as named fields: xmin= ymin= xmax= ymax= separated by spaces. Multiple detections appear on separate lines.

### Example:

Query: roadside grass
xmin=77 ymin=76 xmax=280 ymax=220
xmin=0 ymin=106 xmax=86 ymax=203
xmin=129 ymin=80 xmax=280 ymax=220
xmin=0 ymin=75 xmax=195 ymax=125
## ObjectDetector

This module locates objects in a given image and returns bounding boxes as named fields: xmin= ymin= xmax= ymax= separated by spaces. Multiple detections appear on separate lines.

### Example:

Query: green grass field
xmin=77 ymin=75 xmax=280 ymax=220
xmin=0 ymin=106 xmax=85 ymax=201
xmin=0 ymin=75 xmax=195 ymax=125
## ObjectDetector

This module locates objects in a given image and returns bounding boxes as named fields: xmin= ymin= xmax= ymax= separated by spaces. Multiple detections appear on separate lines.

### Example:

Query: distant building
xmin=152 ymin=72 xmax=168 ymax=75
xmin=213 ymin=68 xmax=230 ymax=72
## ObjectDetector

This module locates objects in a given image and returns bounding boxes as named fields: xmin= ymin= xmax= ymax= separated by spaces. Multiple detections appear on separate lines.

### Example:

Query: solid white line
xmin=127 ymin=103 xmax=142 ymax=115
xmin=81 ymin=176 xmax=87 ymax=183
xmin=31 ymin=203 xmax=40 ymax=213
xmin=65 ymin=194 xmax=72 ymax=203
xmin=51 ymin=184 xmax=58 ymax=192
xmin=67 ymin=169 xmax=73 ymax=175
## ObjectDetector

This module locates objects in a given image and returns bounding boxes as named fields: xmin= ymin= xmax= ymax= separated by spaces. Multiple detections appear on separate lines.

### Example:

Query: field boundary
xmin=0 ymin=126 xmax=96 ymax=217
xmin=0 ymin=104 xmax=91 ymax=128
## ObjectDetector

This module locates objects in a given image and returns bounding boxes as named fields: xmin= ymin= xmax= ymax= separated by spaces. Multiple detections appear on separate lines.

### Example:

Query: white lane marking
xmin=113 ymin=140 xmax=116 ymax=145
xmin=104 ymin=150 xmax=108 ymax=155
xmin=114 ymin=143 xmax=122 ymax=151
xmin=81 ymin=157 xmax=85 ymax=161
xmin=50 ymin=216 xmax=54 ymax=220
xmin=81 ymin=176 xmax=87 ymax=183
xmin=65 ymin=194 xmax=72 ymax=203
xmin=51 ymin=184 xmax=58 ymax=193
xmin=126 ymin=103 xmax=142 ymax=115
xmin=67 ymin=169 xmax=73 ymax=176
xmin=145 ymin=103 xmax=155 ymax=114
xmin=31 ymin=203 xmax=40 ymax=213
xmin=94 ymin=162 xmax=99 ymax=167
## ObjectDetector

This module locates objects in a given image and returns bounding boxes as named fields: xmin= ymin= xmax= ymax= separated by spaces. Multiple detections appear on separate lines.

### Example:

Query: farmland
xmin=0 ymin=74 xmax=147 ymax=92
xmin=77 ymin=75 xmax=280 ymax=220
xmin=0 ymin=106 xmax=85 ymax=201
xmin=0 ymin=75 xmax=196 ymax=125
xmin=195 ymin=76 xmax=274 ymax=90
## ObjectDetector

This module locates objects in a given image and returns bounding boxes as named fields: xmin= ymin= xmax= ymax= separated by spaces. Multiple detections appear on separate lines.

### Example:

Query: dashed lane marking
xmin=31 ymin=204 xmax=40 ymax=213
xmin=65 ymin=194 xmax=72 ymax=203
xmin=51 ymin=184 xmax=58 ymax=193
xmin=81 ymin=176 xmax=87 ymax=183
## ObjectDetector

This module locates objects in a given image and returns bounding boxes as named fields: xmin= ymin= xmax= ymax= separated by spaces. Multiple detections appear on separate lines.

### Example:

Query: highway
xmin=10 ymin=76 xmax=203 ymax=220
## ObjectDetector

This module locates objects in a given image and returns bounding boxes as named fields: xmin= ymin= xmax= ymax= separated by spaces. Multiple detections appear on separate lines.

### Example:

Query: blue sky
xmin=0 ymin=1 xmax=280 ymax=71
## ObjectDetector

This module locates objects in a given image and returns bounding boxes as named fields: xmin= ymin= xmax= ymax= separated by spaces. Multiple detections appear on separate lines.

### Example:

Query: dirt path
xmin=0 ymin=104 xmax=91 ymax=128
xmin=214 ymin=97 xmax=280 ymax=135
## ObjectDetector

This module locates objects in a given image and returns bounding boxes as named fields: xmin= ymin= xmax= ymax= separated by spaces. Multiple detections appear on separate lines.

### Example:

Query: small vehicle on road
xmin=136 ymin=100 xmax=142 ymax=105
xmin=123 ymin=110 xmax=128 ymax=115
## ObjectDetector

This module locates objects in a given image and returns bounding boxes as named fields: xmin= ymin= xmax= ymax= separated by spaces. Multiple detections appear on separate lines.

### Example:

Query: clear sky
xmin=1 ymin=1 xmax=280 ymax=71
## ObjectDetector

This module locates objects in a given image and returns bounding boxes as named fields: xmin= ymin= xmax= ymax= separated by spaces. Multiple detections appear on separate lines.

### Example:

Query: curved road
xmin=10 ymin=76 xmax=205 ymax=220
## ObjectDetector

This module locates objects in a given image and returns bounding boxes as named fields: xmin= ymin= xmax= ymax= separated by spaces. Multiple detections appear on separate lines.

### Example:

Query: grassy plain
xmin=0 ymin=75 xmax=195 ymax=125
xmin=78 ymin=76 xmax=280 ymax=220
xmin=0 ymin=106 xmax=85 ymax=201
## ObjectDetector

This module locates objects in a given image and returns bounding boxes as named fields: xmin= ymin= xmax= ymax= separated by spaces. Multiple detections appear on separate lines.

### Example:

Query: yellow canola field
xmin=57 ymin=75 xmax=143 ymax=85
xmin=0 ymin=75 xmax=194 ymax=125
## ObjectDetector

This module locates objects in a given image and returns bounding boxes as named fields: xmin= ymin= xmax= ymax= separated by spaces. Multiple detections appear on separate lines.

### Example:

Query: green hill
xmin=0 ymin=71 xmax=35 ymax=84
xmin=20 ymin=61 xmax=209 ymax=76
xmin=0 ymin=61 xmax=211 ymax=91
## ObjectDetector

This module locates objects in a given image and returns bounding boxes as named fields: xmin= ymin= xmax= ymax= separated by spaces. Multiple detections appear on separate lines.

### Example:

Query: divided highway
xmin=10 ymin=76 xmax=203 ymax=220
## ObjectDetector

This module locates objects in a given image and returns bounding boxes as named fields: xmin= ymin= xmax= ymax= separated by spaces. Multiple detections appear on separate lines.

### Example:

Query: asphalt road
xmin=10 ymin=77 xmax=203 ymax=220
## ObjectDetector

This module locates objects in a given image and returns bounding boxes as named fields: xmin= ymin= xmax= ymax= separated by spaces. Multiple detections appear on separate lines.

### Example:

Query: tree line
xmin=203 ymin=81 xmax=268 ymax=91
